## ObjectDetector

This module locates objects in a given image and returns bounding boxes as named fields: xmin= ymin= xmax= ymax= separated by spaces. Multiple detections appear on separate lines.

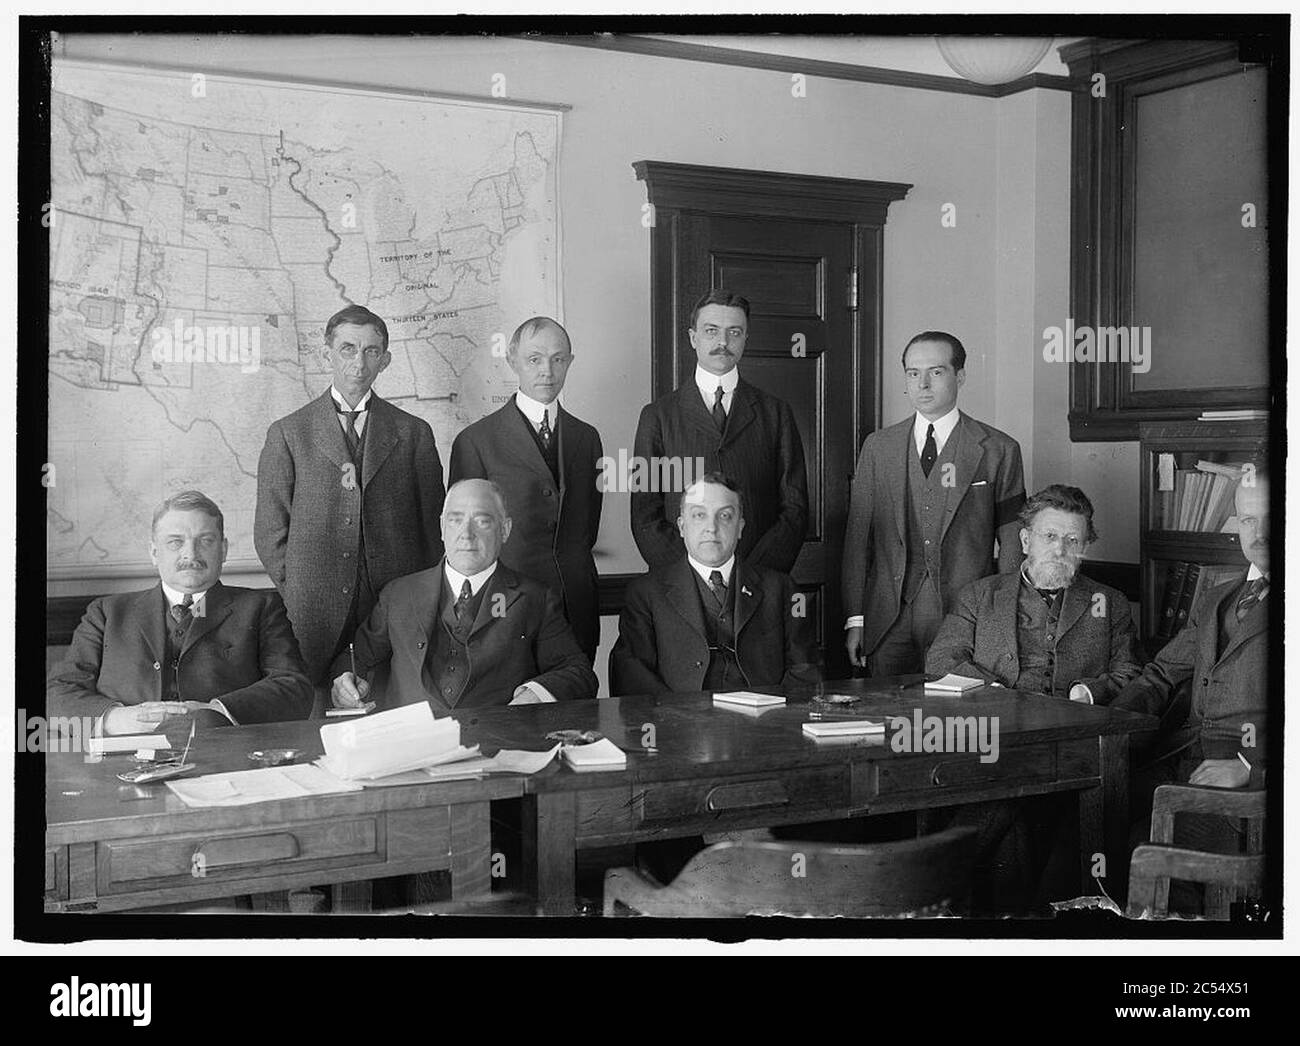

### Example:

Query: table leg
xmin=450 ymin=800 xmax=492 ymax=901
xmin=523 ymin=792 xmax=576 ymax=917
xmin=1079 ymin=734 xmax=1131 ymax=904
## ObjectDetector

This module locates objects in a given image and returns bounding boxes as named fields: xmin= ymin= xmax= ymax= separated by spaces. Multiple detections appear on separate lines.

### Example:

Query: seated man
xmin=331 ymin=478 xmax=597 ymax=713
xmin=926 ymin=483 xmax=1141 ymax=702
xmin=47 ymin=490 xmax=313 ymax=734
xmin=610 ymin=471 xmax=819 ymax=696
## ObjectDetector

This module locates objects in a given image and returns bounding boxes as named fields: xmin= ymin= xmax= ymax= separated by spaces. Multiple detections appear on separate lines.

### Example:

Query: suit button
xmin=344 ymin=517 xmax=352 ymax=525
xmin=924 ymin=539 xmax=931 ymax=545
xmin=695 ymin=661 xmax=703 ymax=667
xmin=172 ymin=660 xmax=180 ymax=668
xmin=342 ymin=586 xmax=349 ymax=594
xmin=543 ymin=488 xmax=553 ymax=497
xmin=445 ymin=686 xmax=453 ymax=694
xmin=1202 ymin=677 xmax=1210 ymax=686
xmin=152 ymin=661 xmax=160 ymax=671
xmin=343 ymin=551 xmax=351 ymax=559
xmin=449 ymin=666 xmax=456 ymax=673
xmin=417 ymin=641 xmax=425 ymax=649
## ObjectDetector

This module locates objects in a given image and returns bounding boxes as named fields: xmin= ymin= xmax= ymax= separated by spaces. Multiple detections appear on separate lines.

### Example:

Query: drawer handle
xmin=930 ymin=765 xmax=946 ymax=787
xmin=705 ymin=780 xmax=789 ymax=812
xmin=192 ymin=833 xmax=301 ymax=877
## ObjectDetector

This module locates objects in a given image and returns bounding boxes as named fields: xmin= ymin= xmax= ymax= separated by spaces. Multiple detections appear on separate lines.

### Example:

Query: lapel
xmin=677 ymin=380 xmax=722 ymax=443
xmin=884 ymin=418 xmax=911 ymax=542
xmin=181 ymin=581 xmax=232 ymax=655
xmin=938 ymin=413 xmax=987 ymax=545
xmin=501 ymin=400 xmax=555 ymax=488
xmin=663 ymin=557 xmax=708 ymax=639
xmin=1054 ymin=577 xmax=1092 ymax=640
xmin=732 ymin=558 xmax=762 ymax=637
xmin=133 ymin=585 xmax=167 ymax=665
xmin=468 ymin=563 xmax=524 ymax=640
xmin=1215 ymin=577 xmax=1268 ymax=665
xmin=722 ymin=379 xmax=758 ymax=446
xmin=554 ymin=402 xmax=572 ymax=498
xmin=309 ymin=388 xmax=352 ymax=470
xmin=991 ymin=573 xmax=1021 ymax=667
xmin=361 ymin=394 xmax=399 ymax=488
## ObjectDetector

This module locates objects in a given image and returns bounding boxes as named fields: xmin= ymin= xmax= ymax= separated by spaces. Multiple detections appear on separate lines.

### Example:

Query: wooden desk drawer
xmin=876 ymin=746 xmax=1055 ymax=795
xmin=98 ymin=817 xmax=382 ymax=893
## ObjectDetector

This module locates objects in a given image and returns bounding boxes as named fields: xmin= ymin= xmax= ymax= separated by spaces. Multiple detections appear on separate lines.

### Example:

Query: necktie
xmin=335 ymin=403 xmax=361 ymax=457
xmin=712 ymin=385 xmax=727 ymax=432
xmin=1236 ymin=577 xmax=1267 ymax=621
xmin=453 ymin=579 xmax=473 ymax=623
xmin=170 ymin=593 xmax=194 ymax=628
xmin=538 ymin=409 xmax=552 ymax=450
xmin=708 ymin=569 xmax=727 ymax=608
xmin=921 ymin=423 xmax=938 ymax=477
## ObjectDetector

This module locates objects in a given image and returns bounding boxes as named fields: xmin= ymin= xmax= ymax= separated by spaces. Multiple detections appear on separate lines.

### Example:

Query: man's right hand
xmin=845 ymin=626 xmax=867 ymax=668
xmin=102 ymin=702 xmax=188 ymax=736
xmin=331 ymin=672 xmax=372 ymax=709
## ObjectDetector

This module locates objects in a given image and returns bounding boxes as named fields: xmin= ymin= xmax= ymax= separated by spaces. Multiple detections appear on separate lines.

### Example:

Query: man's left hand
xmin=1189 ymin=758 xmax=1250 ymax=789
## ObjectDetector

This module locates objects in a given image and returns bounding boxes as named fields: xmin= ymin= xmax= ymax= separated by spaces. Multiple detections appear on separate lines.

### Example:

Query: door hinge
xmin=846 ymin=267 xmax=859 ymax=311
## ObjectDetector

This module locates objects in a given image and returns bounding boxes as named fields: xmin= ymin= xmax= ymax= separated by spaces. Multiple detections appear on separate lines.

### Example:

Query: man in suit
xmin=1112 ymin=467 xmax=1271 ymax=790
xmin=926 ymin=484 xmax=1141 ymax=702
xmin=610 ymin=472 xmax=820 ymax=695
xmin=448 ymin=317 xmax=603 ymax=663
xmin=631 ymin=289 xmax=808 ymax=574
xmin=255 ymin=304 xmax=446 ymax=688
xmin=844 ymin=331 xmax=1025 ymax=676
xmin=47 ymin=490 xmax=312 ymax=734
xmin=330 ymin=478 xmax=597 ymax=714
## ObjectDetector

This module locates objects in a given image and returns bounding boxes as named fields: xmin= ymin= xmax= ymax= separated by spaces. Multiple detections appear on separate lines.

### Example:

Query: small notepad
xmin=802 ymin=720 xmax=886 ymax=739
xmin=923 ymin=673 xmax=986 ymax=694
xmin=561 ymin=737 xmax=627 ymax=771
xmin=713 ymin=691 xmax=786 ymax=709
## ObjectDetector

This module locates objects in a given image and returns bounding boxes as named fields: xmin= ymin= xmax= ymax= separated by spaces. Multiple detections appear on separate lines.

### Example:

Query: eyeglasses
xmin=1031 ymin=529 xmax=1085 ymax=552
xmin=334 ymin=345 xmax=385 ymax=360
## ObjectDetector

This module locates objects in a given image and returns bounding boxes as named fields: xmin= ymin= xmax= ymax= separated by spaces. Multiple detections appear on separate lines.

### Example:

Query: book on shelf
xmin=1155 ymin=560 xmax=1245 ymax=640
xmin=1163 ymin=462 xmax=1248 ymax=532
xmin=1171 ymin=563 xmax=1200 ymax=633
xmin=1156 ymin=560 xmax=1189 ymax=640
xmin=1198 ymin=409 xmax=1267 ymax=421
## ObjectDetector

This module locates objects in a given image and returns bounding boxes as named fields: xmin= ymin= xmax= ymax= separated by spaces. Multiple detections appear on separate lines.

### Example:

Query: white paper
xmin=1157 ymin=452 xmax=1175 ymax=492
xmin=924 ymin=673 xmax=986 ymax=692
xmin=713 ymin=691 xmax=786 ymax=707
xmin=562 ymin=737 xmax=626 ymax=770
xmin=343 ymin=745 xmax=560 ymax=787
xmin=318 ymin=703 xmax=463 ymax=780
xmin=165 ymin=765 xmax=363 ymax=808
xmin=86 ymin=734 xmax=166 ymax=754
xmin=803 ymin=720 xmax=886 ymax=737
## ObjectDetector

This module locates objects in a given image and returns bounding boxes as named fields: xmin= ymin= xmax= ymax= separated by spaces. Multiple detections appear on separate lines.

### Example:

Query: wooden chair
xmin=602 ymin=826 xmax=977 ymax=917
xmin=1126 ymin=784 xmax=1266 ymax=919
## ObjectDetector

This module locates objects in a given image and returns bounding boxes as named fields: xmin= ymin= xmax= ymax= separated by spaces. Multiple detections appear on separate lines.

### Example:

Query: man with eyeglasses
xmin=631 ymin=289 xmax=808 ymax=574
xmin=255 ymin=304 xmax=446 ymax=695
xmin=329 ymin=479 xmax=596 ymax=713
xmin=925 ymin=484 xmax=1141 ymax=702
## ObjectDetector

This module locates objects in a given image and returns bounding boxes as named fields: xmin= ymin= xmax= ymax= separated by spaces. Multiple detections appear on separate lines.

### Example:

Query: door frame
xmin=633 ymin=161 xmax=911 ymax=456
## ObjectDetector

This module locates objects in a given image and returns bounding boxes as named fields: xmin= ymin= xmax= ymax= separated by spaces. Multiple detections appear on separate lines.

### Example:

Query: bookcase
xmin=1139 ymin=419 xmax=1268 ymax=650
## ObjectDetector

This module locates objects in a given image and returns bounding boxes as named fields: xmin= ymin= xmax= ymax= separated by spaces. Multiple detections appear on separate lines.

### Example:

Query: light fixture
xmin=935 ymin=36 xmax=1054 ymax=86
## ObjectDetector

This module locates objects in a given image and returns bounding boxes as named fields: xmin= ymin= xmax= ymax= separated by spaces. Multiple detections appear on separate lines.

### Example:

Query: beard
xmin=1028 ymin=555 xmax=1078 ymax=590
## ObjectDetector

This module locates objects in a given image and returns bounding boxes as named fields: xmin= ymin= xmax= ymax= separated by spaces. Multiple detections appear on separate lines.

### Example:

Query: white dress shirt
xmin=331 ymin=386 xmax=372 ymax=439
xmin=514 ymin=390 xmax=557 ymax=437
xmin=695 ymin=364 xmax=739 ymax=415
xmin=442 ymin=560 xmax=556 ymax=704
xmin=687 ymin=554 xmax=735 ymax=588
xmin=912 ymin=405 xmax=960 ymax=457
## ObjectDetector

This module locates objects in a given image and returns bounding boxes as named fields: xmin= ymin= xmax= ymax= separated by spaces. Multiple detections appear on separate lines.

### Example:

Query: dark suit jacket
xmin=925 ymin=571 xmax=1141 ymax=702
xmin=255 ymin=389 xmax=446 ymax=682
xmin=448 ymin=400 xmax=603 ymax=661
xmin=1112 ymin=574 xmax=1269 ymax=785
xmin=333 ymin=561 xmax=598 ymax=714
xmin=842 ymin=411 xmax=1026 ymax=655
xmin=609 ymin=555 xmax=821 ymax=695
xmin=46 ymin=582 xmax=313 ymax=724
xmin=631 ymin=378 xmax=808 ymax=573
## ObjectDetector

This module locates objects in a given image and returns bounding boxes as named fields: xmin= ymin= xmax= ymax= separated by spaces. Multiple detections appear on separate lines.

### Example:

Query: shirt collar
xmin=695 ymin=364 xmax=739 ymax=401
xmin=444 ymin=560 xmax=498 ymax=598
xmin=914 ymin=405 xmax=960 ymax=448
xmin=686 ymin=554 xmax=735 ymax=586
xmin=331 ymin=386 xmax=373 ymax=413
xmin=161 ymin=582 xmax=209 ymax=610
xmin=1246 ymin=564 xmax=1268 ymax=583
xmin=515 ymin=390 xmax=557 ymax=428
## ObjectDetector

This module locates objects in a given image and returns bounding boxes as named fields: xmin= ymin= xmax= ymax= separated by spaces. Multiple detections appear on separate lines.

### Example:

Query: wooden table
xmin=458 ymin=678 xmax=1155 ymax=916
xmin=45 ymin=719 xmax=521 ymax=913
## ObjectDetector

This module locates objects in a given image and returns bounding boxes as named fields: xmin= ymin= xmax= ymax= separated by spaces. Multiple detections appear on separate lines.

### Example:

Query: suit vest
xmin=902 ymin=430 xmax=960 ymax=600
xmin=1013 ymin=581 xmax=1065 ymax=696
xmin=517 ymin=403 xmax=561 ymax=484
xmin=693 ymin=570 xmax=744 ymax=690
xmin=422 ymin=576 xmax=487 ymax=705
xmin=161 ymin=592 xmax=190 ymax=701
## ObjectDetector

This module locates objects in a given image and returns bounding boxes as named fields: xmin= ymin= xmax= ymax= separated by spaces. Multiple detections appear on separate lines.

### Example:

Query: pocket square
xmin=971 ymin=480 xmax=988 ymax=486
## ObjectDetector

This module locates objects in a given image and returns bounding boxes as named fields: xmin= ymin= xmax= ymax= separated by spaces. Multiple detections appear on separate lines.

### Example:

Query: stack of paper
xmin=713 ymin=691 xmax=786 ymax=709
xmin=317 ymin=703 xmax=476 ymax=781
xmin=86 ymin=734 xmax=166 ymax=755
xmin=802 ymin=719 xmax=887 ymax=739
xmin=167 ymin=764 xmax=363 ymax=807
xmin=924 ymin=673 xmax=986 ymax=694
xmin=561 ymin=738 xmax=627 ymax=771
xmin=352 ymin=745 xmax=562 ymax=787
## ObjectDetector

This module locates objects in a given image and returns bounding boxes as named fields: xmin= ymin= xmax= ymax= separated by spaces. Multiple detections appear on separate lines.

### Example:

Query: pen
xmin=349 ymin=641 xmax=357 ymax=679
xmin=179 ymin=720 xmax=196 ymax=765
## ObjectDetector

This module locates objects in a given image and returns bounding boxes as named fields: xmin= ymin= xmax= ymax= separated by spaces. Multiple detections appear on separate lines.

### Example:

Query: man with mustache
xmin=449 ymin=317 xmax=603 ymax=663
xmin=631 ymin=289 xmax=808 ymax=574
xmin=329 ymin=478 xmax=596 ymax=713
xmin=47 ymin=490 xmax=313 ymax=733
xmin=925 ymin=484 xmax=1141 ymax=701
xmin=255 ymin=304 xmax=446 ymax=697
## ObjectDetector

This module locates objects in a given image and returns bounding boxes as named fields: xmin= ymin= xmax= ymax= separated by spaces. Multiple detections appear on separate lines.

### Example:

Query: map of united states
xmin=48 ymin=61 xmax=561 ymax=576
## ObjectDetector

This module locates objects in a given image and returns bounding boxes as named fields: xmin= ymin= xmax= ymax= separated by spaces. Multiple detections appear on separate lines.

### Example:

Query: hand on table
xmin=102 ymin=701 xmax=189 ymax=736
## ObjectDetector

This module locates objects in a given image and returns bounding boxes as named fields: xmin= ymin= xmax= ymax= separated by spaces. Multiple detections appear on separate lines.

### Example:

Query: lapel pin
xmin=741 ymin=586 xmax=753 ymax=597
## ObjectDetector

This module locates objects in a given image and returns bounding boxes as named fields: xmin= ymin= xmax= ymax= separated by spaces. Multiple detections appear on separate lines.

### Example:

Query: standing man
xmin=255 ymin=304 xmax=446 ymax=687
xmin=448 ymin=317 xmax=603 ymax=662
xmin=843 ymin=331 xmax=1025 ymax=676
xmin=631 ymin=289 xmax=808 ymax=574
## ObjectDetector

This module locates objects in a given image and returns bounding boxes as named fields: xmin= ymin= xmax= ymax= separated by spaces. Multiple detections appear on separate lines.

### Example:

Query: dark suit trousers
xmin=869 ymin=578 xmax=945 ymax=676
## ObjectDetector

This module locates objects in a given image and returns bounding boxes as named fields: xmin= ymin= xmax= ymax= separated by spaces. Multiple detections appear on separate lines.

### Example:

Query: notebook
xmin=802 ymin=719 xmax=887 ymax=739
xmin=561 ymin=737 xmax=627 ymax=771
xmin=923 ymin=673 xmax=986 ymax=694
xmin=713 ymin=691 xmax=786 ymax=708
